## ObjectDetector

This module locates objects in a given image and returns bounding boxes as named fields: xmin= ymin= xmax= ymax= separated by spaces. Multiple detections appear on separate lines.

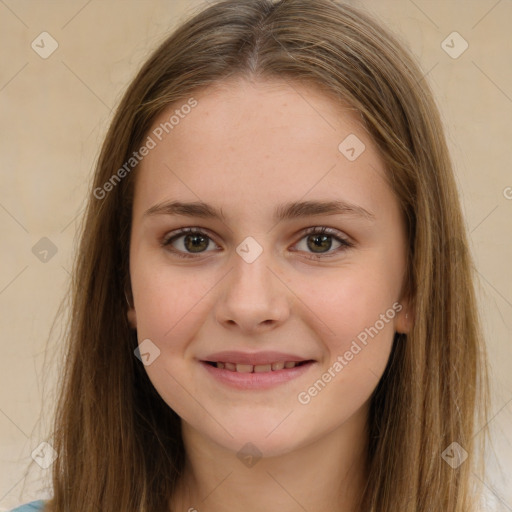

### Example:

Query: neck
xmin=170 ymin=404 xmax=369 ymax=512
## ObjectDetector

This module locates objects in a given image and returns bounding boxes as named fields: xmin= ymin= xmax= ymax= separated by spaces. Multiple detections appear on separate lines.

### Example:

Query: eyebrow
xmin=144 ymin=199 xmax=375 ymax=222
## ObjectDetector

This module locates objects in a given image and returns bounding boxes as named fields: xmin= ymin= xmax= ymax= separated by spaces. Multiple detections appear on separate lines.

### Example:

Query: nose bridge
xmin=214 ymin=236 xmax=290 ymax=331
xmin=230 ymin=238 xmax=279 ymax=304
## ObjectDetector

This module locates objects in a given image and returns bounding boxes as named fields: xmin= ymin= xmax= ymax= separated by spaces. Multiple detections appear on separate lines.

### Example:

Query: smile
xmin=200 ymin=360 xmax=316 ymax=390
xmin=205 ymin=360 xmax=310 ymax=372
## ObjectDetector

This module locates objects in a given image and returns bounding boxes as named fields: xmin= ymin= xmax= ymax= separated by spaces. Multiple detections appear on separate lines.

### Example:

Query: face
xmin=127 ymin=78 xmax=410 ymax=457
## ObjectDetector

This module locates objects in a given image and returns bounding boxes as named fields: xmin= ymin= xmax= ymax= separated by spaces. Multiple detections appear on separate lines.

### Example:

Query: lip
xmin=199 ymin=359 xmax=316 ymax=390
xmin=201 ymin=350 xmax=311 ymax=366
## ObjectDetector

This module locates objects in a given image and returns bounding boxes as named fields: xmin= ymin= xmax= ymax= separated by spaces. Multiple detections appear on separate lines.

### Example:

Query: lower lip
xmin=199 ymin=360 xmax=316 ymax=390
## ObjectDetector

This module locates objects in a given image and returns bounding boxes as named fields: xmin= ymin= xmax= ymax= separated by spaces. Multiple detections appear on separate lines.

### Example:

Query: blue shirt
xmin=10 ymin=501 xmax=46 ymax=511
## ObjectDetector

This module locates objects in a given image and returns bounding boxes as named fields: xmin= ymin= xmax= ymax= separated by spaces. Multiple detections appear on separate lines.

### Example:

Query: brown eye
xmin=307 ymin=233 xmax=333 ymax=253
xmin=181 ymin=233 xmax=210 ymax=253
xmin=162 ymin=228 xmax=218 ymax=258
xmin=293 ymin=227 xmax=353 ymax=259
xmin=161 ymin=226 xmax=353 ymax=260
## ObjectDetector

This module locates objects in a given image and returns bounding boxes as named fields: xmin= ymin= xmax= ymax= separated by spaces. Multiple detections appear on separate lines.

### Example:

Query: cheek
xmin=292 ymin=263 xmax=400 ymax=352
xmin=130 ymin=256 xmax=199 ymax=343
xmin=295 ymin=268 xmax=398 ymax=413
xmin=130 ymin=261 xmax=208 ymax=420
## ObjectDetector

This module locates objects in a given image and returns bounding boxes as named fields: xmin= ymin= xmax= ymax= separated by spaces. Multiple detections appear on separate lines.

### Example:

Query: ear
xmin=394 ymin=298 xmax=412 ymax=335
xmin=127 ymin=306 xmax=137 ymax=329
xmin=125 ymin=287 xmax=137 ymax=329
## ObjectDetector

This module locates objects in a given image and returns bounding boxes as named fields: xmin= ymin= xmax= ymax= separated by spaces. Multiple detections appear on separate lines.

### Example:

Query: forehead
xmin=170 ymin=77 xmax=363 ymax=150
xmin=132 ymin=77 xmax=395 ymax=222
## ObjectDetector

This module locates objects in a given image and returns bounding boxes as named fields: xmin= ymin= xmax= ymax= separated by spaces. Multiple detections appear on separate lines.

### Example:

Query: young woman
xmin=13 ymin=0 xmax=490 ymax=510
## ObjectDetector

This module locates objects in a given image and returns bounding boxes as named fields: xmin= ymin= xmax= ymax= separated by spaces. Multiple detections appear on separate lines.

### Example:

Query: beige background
xmin=0 ymin=0 xmax=511 ymax=509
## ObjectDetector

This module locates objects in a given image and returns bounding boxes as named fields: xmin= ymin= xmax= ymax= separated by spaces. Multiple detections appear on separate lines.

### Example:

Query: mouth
xmin=202 ymin=360 xmax=313 ymax=373
xmin=199 ymin=359 xmax=316 ymax=390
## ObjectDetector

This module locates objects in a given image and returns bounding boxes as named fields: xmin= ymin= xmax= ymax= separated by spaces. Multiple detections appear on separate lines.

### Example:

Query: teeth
xmin=236 ymin=363 xmax=253 ymax=373
xmin=214 ymin=361 xmax=302 ymax=372
xmin=254 ymin=364 xmax=272 ymax=373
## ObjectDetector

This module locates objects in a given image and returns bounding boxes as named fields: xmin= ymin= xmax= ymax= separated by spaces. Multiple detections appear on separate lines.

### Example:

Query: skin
xmin=127 ymin=77 xmax=411 ymax=512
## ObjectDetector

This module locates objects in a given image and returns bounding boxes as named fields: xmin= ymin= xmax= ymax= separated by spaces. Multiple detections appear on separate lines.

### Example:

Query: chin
xmin=201 ymin=419 xmax=314 ymax=460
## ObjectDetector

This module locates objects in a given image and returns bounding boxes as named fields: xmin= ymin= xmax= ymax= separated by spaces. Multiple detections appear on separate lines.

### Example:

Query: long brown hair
xmin=46 ymin=1 xmax=490 ymax=510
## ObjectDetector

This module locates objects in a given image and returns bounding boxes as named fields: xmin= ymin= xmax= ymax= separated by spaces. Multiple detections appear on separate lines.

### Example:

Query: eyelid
xmin=161 ymin=226 xmax=218 ymax=246
xmin=300 ymin=226 xmax=352 ymax=243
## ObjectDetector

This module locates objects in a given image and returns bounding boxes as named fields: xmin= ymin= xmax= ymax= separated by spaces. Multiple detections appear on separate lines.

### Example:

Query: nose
xmin=214 ymin=245 xmax=291 ymax=334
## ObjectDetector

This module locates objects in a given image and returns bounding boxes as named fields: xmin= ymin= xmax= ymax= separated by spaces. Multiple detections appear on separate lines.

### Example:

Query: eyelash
xmin=160 ymin=226 xmax=354 ymax=260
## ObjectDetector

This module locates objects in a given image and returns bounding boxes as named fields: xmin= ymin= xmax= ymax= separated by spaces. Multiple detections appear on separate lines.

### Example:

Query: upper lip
xmin=201 ymin=351 xmax=313 ymax=366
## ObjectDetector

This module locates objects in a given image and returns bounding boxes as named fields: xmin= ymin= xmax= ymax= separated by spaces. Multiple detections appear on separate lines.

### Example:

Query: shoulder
xmin=9 ymin=500 xmax=47 ymax=511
